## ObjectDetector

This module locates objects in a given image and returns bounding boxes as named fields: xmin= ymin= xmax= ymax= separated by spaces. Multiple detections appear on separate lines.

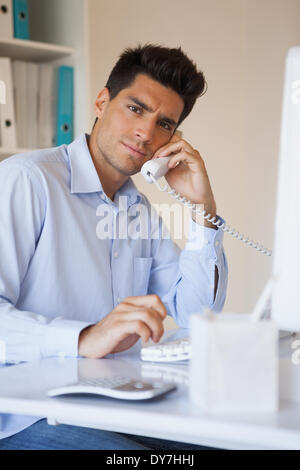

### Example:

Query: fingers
xmin=121 ymin=294 xmax=167 ymax=320
xmin=153 ymin=138 xmax=193 ymax=158
xmin=113 ymin=295 xmax=167 ymax=344
xmin=167 ymin=150 xmax=200 ymax=169
xmin=117 ymin=309 xmax=164 ymax=343
xmin=79 ymin=295 xmax=167 ymax=358
xmin=114 ymin=320 xmax=153 ymax=344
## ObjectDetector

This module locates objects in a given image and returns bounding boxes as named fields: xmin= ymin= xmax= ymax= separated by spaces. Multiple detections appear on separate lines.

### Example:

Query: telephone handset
xmin=141 ymin=157 xmax=272 ymax=257
xmin=141 ymin=157 xmax=171 ymax=183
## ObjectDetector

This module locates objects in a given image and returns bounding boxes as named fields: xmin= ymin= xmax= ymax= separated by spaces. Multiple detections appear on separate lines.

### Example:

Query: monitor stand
xmin=252 ymin=279 xmax=300 ymax=404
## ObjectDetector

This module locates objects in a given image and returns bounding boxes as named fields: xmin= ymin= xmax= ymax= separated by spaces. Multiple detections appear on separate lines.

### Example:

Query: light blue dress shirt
xmin=0 ymin=133 xmax=228 ymax=438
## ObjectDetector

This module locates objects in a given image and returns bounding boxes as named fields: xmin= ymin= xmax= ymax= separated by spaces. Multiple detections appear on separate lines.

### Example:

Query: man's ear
xmin=94 ymin=88 xmax=110 ymax=119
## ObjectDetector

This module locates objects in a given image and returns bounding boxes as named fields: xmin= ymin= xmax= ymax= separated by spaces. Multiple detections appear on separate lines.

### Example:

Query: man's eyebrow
xmin=127 ymin=96 xmax=178 ymax=127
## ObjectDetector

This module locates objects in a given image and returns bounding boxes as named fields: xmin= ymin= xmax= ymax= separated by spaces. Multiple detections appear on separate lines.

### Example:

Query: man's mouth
xmin=122 ymin=142 xmax=146 ymax=157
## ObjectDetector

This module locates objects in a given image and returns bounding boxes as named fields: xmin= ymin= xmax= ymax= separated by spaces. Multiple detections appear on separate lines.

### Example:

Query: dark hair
xmin=93 ymin=44 xmax=207 ymax=130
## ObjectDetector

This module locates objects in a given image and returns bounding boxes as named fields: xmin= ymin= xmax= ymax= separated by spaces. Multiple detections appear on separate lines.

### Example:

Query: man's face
xmin=93 ymin=73 xmax=184 ymax=176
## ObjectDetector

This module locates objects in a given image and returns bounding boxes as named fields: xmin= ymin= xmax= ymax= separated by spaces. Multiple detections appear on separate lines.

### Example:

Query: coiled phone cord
xmin=150 ymin=175 xmax=272 ymax=257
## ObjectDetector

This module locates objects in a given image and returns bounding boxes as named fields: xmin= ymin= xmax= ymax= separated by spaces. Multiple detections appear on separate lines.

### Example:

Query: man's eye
xmin=160 ymin=121 xmax=171 ymax=131
xmin=128 ymin=105 xmax=142 ymax=114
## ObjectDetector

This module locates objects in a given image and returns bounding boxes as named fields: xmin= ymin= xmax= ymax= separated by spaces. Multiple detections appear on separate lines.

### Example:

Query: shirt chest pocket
xmin=133 ymin=257 xmax=153 ymax=296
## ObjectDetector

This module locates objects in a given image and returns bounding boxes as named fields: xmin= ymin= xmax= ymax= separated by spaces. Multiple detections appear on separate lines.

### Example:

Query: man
xmin=0 ymin=44 xmax=228 ymax=449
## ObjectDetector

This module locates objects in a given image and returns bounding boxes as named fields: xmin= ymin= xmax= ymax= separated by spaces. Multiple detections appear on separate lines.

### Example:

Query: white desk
xmin=0 ymin=330 xmax=300 ymax=450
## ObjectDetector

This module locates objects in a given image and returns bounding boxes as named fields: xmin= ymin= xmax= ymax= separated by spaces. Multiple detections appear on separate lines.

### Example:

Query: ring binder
xmin=13 ymin=0 xmax=29 ymax=40
xmin=56 ymin=66 xmax=74 ymax=146
xmin=0 ymin=0 xmax=13 ymax=39
xmin=0 ymin=58 xmax=17 ymax=148
xmin=0 ymin=79 xmax=5 ymax=104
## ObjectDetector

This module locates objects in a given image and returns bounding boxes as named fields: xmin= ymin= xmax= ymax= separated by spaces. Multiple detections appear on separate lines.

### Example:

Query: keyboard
xmin=142 ymin=363 xmax=189 ymax=385
xmin=141 ymin=337 xmax=191 ymax=362
xmin=47 ymin=375 xmax=176 ymax=400
xmin=140 ymin=330 xmax=295 ymax=364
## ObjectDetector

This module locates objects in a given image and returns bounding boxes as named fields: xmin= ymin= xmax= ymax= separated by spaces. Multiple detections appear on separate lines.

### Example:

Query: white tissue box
xmin=189 ymin=312 xmax=279 ymax=413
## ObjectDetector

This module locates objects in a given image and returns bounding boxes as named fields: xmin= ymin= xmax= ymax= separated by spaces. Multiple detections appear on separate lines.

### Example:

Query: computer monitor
xmin=271 ymin=47 xmax=300 ymax=332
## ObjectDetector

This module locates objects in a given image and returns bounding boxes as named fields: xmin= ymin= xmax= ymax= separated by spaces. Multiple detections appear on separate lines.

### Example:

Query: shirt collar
xmin=67 ymin=134 xmax=142 ymax=206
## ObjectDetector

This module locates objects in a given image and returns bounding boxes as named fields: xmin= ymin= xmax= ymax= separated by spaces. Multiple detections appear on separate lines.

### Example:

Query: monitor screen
xmin=271 ymin=47 xmax=300 ymax=331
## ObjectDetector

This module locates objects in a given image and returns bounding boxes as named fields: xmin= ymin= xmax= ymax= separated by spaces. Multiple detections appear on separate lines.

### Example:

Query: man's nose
xmin=135 ymin=119 xmax=155 ymax=144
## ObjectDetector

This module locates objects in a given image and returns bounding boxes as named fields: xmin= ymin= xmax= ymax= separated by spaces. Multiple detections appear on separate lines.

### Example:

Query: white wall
xmin=86 ymin=0 xmax=300 ymax=318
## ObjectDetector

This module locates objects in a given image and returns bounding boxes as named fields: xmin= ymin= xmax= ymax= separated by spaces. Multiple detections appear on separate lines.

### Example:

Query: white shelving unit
xmin=0 ymin=38 xmax=74 ymax=62
xmin=0 ymin=147 xmax=34 ymax=159
xmin=0 ymin=0 xmax=90 ymax=160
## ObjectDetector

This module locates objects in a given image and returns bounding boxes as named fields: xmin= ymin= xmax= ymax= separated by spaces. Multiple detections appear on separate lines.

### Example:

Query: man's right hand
xmin=78 ymin=294 xmax=167 ymax=358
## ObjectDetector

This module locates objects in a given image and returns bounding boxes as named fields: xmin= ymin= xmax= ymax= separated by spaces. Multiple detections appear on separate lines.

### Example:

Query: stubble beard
xmin=98 ymin=140 xmax=143 ymax=177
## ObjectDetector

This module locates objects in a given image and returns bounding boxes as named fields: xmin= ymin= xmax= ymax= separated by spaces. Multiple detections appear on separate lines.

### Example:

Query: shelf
xmin=0 ymin=147 xmax=35 ymax=160
xmin=0 ymin=38 xmax=74 ymax=62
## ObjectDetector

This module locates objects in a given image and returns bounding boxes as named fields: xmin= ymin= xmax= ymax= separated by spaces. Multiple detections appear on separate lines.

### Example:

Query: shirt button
xmin=117 ymin=297 xmax=121 ymax=303
xmin=204 ymin=239 xmax=209 ymax=245
xmin=114 ymin=251 xmax=118 ymax=258
xmin=215 ymin=241 xmax=219 ymax=247
xmin=101 ymin=194 xmax=106 ymax=200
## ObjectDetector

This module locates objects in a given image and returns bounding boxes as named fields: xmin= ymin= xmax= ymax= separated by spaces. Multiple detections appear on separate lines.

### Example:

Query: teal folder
xmin=56 ymin=66 xmax=74 ymax=146
xmin=13 ymin=0 xmax=29 ymax=40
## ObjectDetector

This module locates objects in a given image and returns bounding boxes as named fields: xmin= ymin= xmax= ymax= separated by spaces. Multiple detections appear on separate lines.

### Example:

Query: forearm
xmin=191 ymin=200 xmax=218 ymax=230
xmin=0 ymin=300 xmax=91 ymax=362
xmin=161 ymin=218 xmax=228 ymax=328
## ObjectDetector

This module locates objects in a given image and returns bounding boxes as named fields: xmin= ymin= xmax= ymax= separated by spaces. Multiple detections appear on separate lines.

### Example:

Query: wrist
xmin=192 ymin=201 xmax=217 ymax=230
xmin=78 ymin=325 xmax=93 ymax=356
